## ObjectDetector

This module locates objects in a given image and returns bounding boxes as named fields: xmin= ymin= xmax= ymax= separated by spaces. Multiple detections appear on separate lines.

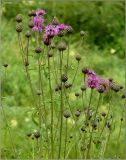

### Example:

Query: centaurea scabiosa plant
xmin=14 ymin=9 xmax=125 ymax=159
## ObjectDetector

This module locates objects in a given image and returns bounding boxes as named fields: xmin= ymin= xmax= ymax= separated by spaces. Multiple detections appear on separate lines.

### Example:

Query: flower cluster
xmin=43 ymin=23 xmax=72 ymax=45
xmin=31 ymin=10 xmax=46 ymax=32
xmin=28 ymin=9 xmax=72 ymax=44
xmin=85 ymin=70 xmax=110 ymax=92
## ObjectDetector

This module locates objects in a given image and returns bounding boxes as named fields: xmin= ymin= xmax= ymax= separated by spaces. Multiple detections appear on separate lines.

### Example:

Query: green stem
xmin=102 ymin=118 xmax=113 ymax=158
xmin=115 ymin=119 xmax=123 ymax=158
xmin=32 ymin=140 xmax=35 ymax=160
xmin=26 ymin=38 xmax=29 ymax=63
xmin=71 ymin=62 xmax=79 ymax=86
xmin=64 ymin=118 xmax=68 ymax=159
xmin=82 ymin=89 xmax=93 ymax=157
xmin=58 ymin=51 xmax=63 ymax=159
xmin=100 ymin=92 xmax=112 ymax=137
xmin=1 ymin=104 xmax=17 ymax=157
xmin=66 ymin=35 xmax=70 ymax=74
xmin=86 ymin=93 xmax=101 ymax=159
xmin=47 ymin=57 xmax=54 ymax=159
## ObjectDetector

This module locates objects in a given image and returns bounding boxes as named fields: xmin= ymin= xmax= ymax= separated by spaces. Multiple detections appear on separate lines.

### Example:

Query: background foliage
xmin=1 ymin=0 xmax=125 ymax=159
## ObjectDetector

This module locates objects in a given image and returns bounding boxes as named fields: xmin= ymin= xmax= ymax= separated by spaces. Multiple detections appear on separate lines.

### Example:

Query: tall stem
xmin=47 ymin=56 xmax=54 ymax=159
xmin=58 ymin=51 xmax=63 ymax=159
xmin=1 ymin=104 xmax=17 ymax=157
xmin=86 ymin=93 xmax=101 ymax=159
xmin=38 ymin=57 xmax=49 ymax=158
xmin=71 ymin=62 xmax=79 ymax=86
xmin=64 ymin=118 xmax=68 ymax=159
xmin=82 ymin=89 xmax=93 ymax=157
xmin=66 ymin=35 xmax=70 ymax=74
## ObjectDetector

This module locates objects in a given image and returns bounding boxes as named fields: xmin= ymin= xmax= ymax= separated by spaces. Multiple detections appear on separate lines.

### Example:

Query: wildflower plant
xmin=11 ymin=9 xmax=125 ymax=159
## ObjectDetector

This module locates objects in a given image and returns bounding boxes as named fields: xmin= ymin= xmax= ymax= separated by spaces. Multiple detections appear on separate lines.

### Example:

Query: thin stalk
xmin=18 ymin=33 xmax=37 ymax=107
xmin=32 ymin=140 xmax=35 ymax=160
xmin=115 ymin=119 xmax=123 ymax=158
xmin=102 ymin=118 xmax=113 ymax=158
xmin=1 ymin=104 xmax=17 ymax=157
xmin=47 ymin=57 xmax=54 ymax=159
xmin=37 ymin=58 xmax=43 ymax=157
xmin=100 ymin=92 xmax=112 ymax=137
xmin=82 ymin=89 xmax=93 ymax=157
xmin=71 ymin=61 xmax=79 ymax=86
xmin=82 ymin=91 xmax=84 ymax=108
xmin=64 ymin=118 xmax=68 ymax=159
xmin=58 ymin=51 xmax=63 ymax=159
xmin=26 ymin=38 xmax=29 ymax=63
xmin=66 ymin=35 xmax=70 ymax=74
xmin=38 ymin=59 xmax=50 ymax=158
xmin=64 ymin=87 xmax=75 ymax=120
xmin=52 ymin=55 xmax=58 ymax=85
xmin=86 ymin=93 xmax=101 ymax=159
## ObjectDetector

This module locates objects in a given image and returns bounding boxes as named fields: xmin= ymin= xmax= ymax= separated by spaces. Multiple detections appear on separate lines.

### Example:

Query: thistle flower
xmin=36 ymin=9 xmax=46 ymax=16
xmin=32 ymin=16 xmax=44 ymax=32
xmin=56 ymin=24 xmax=68 ymax=31
xmin=86 ymin=74 xmax=100 ymax=89
xmin=87 ymin=70 xmax=96 ymax=76
xmin=45 ymin=24 xmax=58 ymax=38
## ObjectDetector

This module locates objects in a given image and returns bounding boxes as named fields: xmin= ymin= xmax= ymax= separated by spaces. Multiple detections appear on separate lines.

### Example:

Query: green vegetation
xmin=1 ymin=1 xmax=125 ymax=159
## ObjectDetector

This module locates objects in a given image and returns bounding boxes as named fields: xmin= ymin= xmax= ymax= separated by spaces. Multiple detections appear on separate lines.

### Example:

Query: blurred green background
xmin=1 ymin=0 xmax=125 ymax=159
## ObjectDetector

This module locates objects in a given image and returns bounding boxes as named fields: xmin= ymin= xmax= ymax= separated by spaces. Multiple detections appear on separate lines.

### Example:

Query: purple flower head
xmin=45 ymin=24 xmax=58 ymax=38
xmin=56 ymin=24 xmax=66 ymax=31
xmin=32 ymin=16 xmax=44 ymax=32
xmin=36 ymin=9 xmax=46 ymax=16
xmin=86 ymin=74 xmax=100 ymax=89
xmin=87 ymin=70 xmax=96 ymax=76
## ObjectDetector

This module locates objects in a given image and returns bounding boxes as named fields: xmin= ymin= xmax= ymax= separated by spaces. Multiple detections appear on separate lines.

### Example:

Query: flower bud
xmin=35 ymin=47 xmax=42 ymax=53
xmin=75 ymin=54 xmax=81 ymax=62
xmin=47 ymin=51 xmax=53 ymax=58
xmin=27 ymin=132 xmax=32 ymax=137
xmin=82 ymin=67 xmax=88 ymax=74
xmin=75 ymin=92 xmax=80 ymax=97
xmin=57 ymin=42 xmax=67 ymax=51
xmin=16 ymin=14 xmax=23 ymax=23
xmin=122 ymin=93 xmax=126 ymax=99
xmin=63 ymin=111 xmax=70 ymax=118
xmin=97 ymin=85 xmax=105 ymax=93
xmin=101 ymin=112 xmax=106 ymax=117
xmin=80 ymin=31 xmax=85 ymax=37
xmin=3 ymin=64 xmax=8 ymax=68
xmin=52 ymin=16 xmax=59 ymax=25
xmin=34 ymin=131 xmax=41 ymax=139
xmin=81 ymin=85 xmax=86 ymax=91
xmin=16 ymin=23 xmax=23 ymax=32
xmin=61 ymin=74 xmax=68 ymax=83
xmin=28 ymin=10 xmax=36 ymax=17
xmin=28 ymin=21 xmax=34 ymax=28
xmin=57 ymin=31 xmax=65 ymax=37
xmin=120 ymin=118 xmax=123 ymax=121
xmin=25 ymin=31 xmax=31 ymax=38
xmin=75 ymin=110 xmax=81 ymax=117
